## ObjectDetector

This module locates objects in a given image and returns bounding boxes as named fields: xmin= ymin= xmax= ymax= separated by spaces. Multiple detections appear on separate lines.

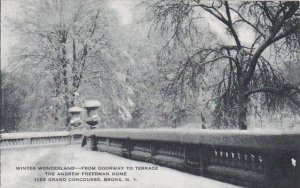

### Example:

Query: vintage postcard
xmin=1 ymin=0 xmax=299 ymax=187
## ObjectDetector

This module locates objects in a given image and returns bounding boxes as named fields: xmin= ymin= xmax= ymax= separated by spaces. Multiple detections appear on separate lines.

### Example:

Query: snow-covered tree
xmin=9 ymin=0 xmax=112 ymax=127
xmin=146 ymin=0 xmax=300 ymax=129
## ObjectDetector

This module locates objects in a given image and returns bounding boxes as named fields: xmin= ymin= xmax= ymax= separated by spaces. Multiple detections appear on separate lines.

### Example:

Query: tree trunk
xmin=238 ymin=92 xmax=248 ymax=130
xmin=61 ymin=38 xmax=70 ymax=127
xmin=236 ymin=50 xmax=248 ymax=130
xmin=62 ymin=63 xmax=70 ymax=127
xmin=53 ymin=73 xmax=60 ymax=125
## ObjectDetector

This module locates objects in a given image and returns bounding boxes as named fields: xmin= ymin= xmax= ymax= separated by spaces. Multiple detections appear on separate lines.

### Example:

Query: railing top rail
xmin=88 ymin=129 xmax=300 ymax=152
xmin=1 ymin=130 xmax=84 ymax=140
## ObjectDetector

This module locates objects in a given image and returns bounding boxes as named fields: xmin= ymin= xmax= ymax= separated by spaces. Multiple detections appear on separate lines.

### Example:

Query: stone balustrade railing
xmin=0 ymin=131 xmax=83 ymax=149
xmin=85 ymin=129 xmax=300 ymax=188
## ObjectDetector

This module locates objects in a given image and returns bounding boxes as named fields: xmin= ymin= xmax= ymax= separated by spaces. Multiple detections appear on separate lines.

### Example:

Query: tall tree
xmin=146 ymin=0 xmax=300 ymax=129
xmin=10 ymin=0 xmax=110 ymax=127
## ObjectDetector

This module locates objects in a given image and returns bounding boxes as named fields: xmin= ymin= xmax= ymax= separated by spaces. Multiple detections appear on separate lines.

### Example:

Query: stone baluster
xmin=243 ymin=153 xmax=250 ymax=170
xmin=150 ymin=143 xmax=157 ymax=157
xmin=231 ymin=152 xmax=236 ymax=168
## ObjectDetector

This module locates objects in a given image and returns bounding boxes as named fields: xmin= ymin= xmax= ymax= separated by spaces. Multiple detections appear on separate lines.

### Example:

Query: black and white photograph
xmin=1 ymin=0 xmax=300 ymax=187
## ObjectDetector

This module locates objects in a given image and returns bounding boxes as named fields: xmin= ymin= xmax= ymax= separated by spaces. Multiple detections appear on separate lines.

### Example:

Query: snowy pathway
xmin=1 ymin=145 xmax=241 ymax=188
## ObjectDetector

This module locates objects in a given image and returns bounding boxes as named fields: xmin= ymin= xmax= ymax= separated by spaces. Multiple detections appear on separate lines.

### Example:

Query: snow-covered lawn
xmin=1 ymin=145 xmax=241 ymax=188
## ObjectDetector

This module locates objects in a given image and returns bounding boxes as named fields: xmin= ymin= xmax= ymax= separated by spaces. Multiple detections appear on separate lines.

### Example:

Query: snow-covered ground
xmin=1 ymin=145 xmax=241 ymax=188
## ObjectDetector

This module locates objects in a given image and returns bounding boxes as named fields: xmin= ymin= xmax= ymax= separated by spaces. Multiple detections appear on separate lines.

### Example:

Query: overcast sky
xmin=1 ymin=0 xmax=254 ymax=70
xmin=108 ymin=0 xmax=134 ymax=25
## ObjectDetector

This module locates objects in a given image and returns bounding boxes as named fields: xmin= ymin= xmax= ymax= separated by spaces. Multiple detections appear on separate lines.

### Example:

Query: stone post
xmin=68 ymin=106 xmax=83 ymax=144
xmin=83 ymin=100 xmax=100 ymax=151
xmin=86 ymin=134 xmax=98 ymax=151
